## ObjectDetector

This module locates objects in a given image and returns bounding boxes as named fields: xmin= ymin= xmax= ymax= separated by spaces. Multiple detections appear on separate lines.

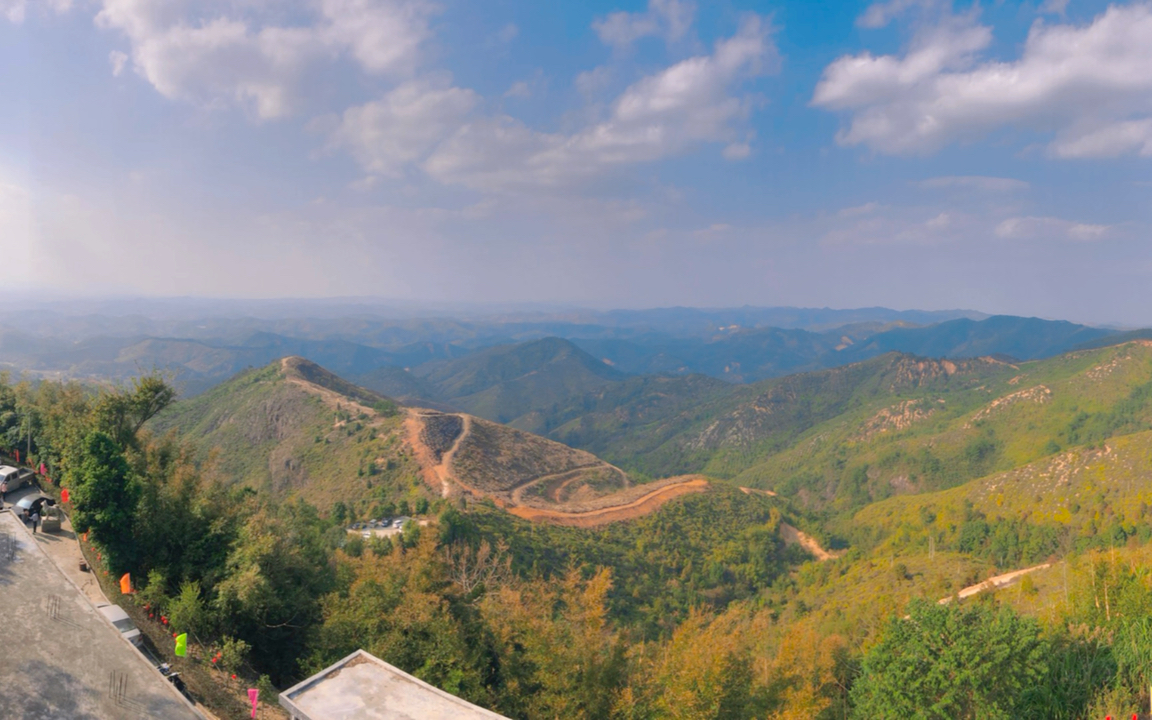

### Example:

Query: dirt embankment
xmin=779 ymin=522 xmax=843 ymax=561
xmin=507 ymin=477 xmax=710 ymax=527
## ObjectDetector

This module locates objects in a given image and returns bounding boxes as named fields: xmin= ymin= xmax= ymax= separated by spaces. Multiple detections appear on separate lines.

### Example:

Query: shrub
xmin=218 ymin=636 xmax=251 ymax=673
xmin=167 ymin=581 xmax=207 ymax=635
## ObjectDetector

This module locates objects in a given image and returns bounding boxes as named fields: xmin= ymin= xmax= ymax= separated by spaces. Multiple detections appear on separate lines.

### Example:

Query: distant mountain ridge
xmin=0 ymin=309 xmax=1143 ymax=406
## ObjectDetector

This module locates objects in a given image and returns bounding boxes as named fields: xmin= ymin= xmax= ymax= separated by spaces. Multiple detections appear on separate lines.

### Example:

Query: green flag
xmin=174 ymin=633 xmax=187 ymax=657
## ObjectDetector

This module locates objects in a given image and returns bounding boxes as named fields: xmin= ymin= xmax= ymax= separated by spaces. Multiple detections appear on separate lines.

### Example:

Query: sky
xmin=1 ymin=0 xmax=1150 ymax=325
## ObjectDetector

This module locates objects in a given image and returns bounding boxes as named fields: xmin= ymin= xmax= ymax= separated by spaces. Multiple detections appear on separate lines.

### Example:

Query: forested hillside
xmin=9 ymin=338 xmax=1152 ymax=718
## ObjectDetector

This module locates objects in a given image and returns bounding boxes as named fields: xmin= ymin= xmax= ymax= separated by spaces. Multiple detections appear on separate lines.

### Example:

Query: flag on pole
xmin=248 ymin=688 xmax=259 ymax=718
xmin=175 ymin=633 xmax=187 ymax=657
xmin=61 ymin=488 xmax=69 ymax=503
xmin=119 ymin=573 xmax=132 ymax=594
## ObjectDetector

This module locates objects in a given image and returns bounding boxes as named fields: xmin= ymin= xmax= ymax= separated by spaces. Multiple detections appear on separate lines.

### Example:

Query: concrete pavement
xmin=0 ymin=508 xmax=203 ymax=719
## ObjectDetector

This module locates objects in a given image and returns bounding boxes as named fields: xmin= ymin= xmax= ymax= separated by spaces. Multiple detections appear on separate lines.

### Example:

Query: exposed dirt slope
xmin=404 ymin=408 xmax=704 ymax=523
xmin=778 ymin=523 xmax=842 ymax=561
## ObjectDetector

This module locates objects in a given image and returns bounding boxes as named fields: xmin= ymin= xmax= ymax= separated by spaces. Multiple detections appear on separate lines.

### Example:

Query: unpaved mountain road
xmin=939 ymin=562 xmax=1052 ymax=604
xmin=507 ymin=477 xmax=710 ymax=527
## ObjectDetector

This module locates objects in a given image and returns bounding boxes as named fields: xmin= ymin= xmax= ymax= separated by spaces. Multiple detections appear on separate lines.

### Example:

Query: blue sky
xmin=1 ymin=0 xmax=1150 ymax=324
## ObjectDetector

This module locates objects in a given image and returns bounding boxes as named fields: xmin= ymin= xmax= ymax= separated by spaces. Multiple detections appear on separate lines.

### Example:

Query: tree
xmin=851 ymin=599 xmax=1048 ymax=719
xmin=92 ymin=373 xmax=176 ymax=451
xmin=68 ymin=431 xmax=140 ymax=571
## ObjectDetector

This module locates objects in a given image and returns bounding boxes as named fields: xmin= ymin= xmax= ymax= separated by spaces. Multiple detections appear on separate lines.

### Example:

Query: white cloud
xmin=1050 ymin=118 xmax=1152 ymax=158
xmin=1 ymin=0 xmax=25 ymax=23
xmin=96 ymin=0 xmax=436 ymax=119
xmin=593 ymin=0 xmax=695 ymax=50
xmin=856 ymin=0 xmax=939 ymax=29
xmin=1040 ymin=0 xmax=1070 ymax=15
xmin=925 ymin=211 xmax=951 ymax=228
xmin=319 ymin=0 xmax=434 ymax=75
xmin=813 ymin=3 xmax=1152 ymax=158
xmin=920 ymin=175 xmax=1030 ymax=191
xmin=109 ymin=50 xmax=128 ymax=76
xmin=323 ymin=77 xmax=479 ymax=177
xmin=2 ymin=0 xmax=70 ymax=24
xmin=722 ymin=142 xmax=751 ymax=160
xmin=422 ymin=16 xmax=775 ymax=191
xmin=494 ymin=23 xmax=518 ymax=44
xmin=0 ymin=176 xmax=36 ymax=276
xmin=995 ymin=215 xmax=1111 ymax=241
xmin=576 ymin=66 xmax=613 ymax=98
xmin=504 ymin=81 xmax=531 ymax=99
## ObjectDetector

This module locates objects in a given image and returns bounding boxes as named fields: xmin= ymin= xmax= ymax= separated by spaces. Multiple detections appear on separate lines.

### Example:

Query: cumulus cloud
xmin=920 ymin=176 xmax=1030 ymax=191
xmin=96 ymin=0 xmax=436 ymax=119
xmin=995 ymin=216 xmax=1111 ymax=241
xmin=419 ymin=16 xmax=775 ymax=190
xmin=323 ymin=77 xmax=479 ymax=177
xmin=813 ymin=3 xmax=1152 ymax=158
xmin=593 ymin=0 xmax=695 ymax=50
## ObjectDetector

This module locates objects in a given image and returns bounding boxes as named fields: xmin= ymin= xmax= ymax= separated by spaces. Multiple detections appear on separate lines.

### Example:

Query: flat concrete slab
xmin=279 ymin=650 xmax=507 ymax=720
xmin=0 ymin=510 xmax=203 ymax=719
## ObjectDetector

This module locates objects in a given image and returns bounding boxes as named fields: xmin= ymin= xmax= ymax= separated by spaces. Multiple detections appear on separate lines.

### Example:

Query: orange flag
xmin=120 ymin=573 xmax=132 ymax=594
xmin=61 ymin=488 xmax=70 ymax=503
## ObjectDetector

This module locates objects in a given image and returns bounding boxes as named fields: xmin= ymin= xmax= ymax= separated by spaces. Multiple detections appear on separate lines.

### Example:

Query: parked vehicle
xmin=95 ymin=603 xmax=143 ymax=646
xmin=15 ymin=494 xmax=54 ymax=521
xmin=0 ymin=466 xmax=19 ymax=495
xmin=0 ymin=467 xmax=35 ymax=496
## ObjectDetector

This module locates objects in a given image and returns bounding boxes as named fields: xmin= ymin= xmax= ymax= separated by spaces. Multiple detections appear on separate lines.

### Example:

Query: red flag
xmin=61 ymin=489 xmax=70 ymax=503
xmin=39 ymin=463 xmax=45 ymax=475
xmin=14 ymin=450 xmax=18 ymax=463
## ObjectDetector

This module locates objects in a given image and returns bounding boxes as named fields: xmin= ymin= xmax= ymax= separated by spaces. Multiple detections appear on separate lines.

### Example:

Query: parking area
xmin=0 ymin=508 xmax=204 ymax=719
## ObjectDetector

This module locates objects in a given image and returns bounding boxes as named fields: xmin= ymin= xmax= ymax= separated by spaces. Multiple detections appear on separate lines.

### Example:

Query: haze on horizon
xmin=2 ymin=0 xmax=1150 ymax=326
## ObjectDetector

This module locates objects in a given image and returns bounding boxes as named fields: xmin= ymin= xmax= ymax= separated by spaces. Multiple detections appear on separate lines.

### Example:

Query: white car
xmin=95 ymin=603 xmax=143 ymax=647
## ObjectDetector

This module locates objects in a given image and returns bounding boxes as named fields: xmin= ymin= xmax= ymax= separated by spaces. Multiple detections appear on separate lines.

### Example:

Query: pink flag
xmin=248 ymin=688 xmax=259 ymax=718
xmin=39 ymin=463 xmax=45 ymax=475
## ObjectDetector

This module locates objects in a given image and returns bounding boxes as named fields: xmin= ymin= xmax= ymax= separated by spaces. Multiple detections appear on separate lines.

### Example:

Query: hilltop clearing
xmin=149 ymin=357 xmax=416 ymax=506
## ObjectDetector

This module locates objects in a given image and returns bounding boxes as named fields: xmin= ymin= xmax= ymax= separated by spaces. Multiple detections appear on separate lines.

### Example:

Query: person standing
xmin=30 ymin=510 xmax=39 ymax=534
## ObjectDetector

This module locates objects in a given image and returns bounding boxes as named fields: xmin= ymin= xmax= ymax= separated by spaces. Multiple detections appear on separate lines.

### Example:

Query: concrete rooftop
xmin=0 ymin=508 xmax=203 ymax=720
xmin=279 ymin=650 xmax=508 ymax=720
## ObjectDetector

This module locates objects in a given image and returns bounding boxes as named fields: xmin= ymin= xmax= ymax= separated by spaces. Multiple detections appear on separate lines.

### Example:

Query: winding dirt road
xmin=507 ymin=477 xmax=710 ymax=527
